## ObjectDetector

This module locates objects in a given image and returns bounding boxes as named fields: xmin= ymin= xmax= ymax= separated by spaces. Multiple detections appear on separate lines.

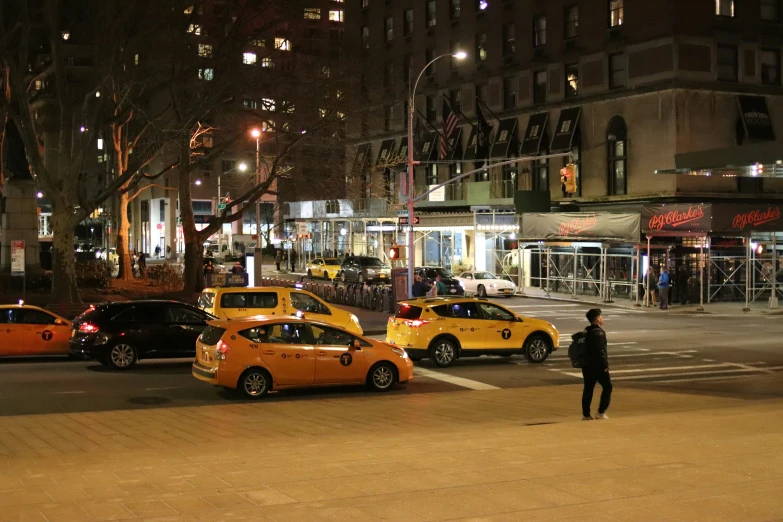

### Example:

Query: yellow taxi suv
xmin=197 ymin=286 xmax=362 ymax=335
xmin=192 ymin=315 xmax=413 ymax=398
xmin=0 ymin=303 xmax=72 ymax=357
xmin=306 ymin=257 xmax=342 ymax=280
xmin=386 ymin=297 xmax=559 ymax=367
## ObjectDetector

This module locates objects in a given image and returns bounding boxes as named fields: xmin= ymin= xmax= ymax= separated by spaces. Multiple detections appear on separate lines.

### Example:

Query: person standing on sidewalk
xmin=657 ymin=266 xmax=670 ymax=310
xmin=582 ymin=308 xmax=612 ymax=420
xmin=643 ymin=267 xmax=657 ymax=307
xmin=290 ymin=249 xmax=298 ymax=272
xmin=275 ymin=249 xmax=282 ymax=271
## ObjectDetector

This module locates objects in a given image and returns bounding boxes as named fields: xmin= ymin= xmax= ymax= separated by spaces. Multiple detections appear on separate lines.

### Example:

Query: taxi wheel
xmin=107 ymin=343 xmax=137 ymax=370
xmin=477 ymin=285 xmax=487 ymax=297
xmin=238 ymin=368 xmax=271 ymax=399
xmin=430 ymin=339 xmax=457 ymax=368
xmin=367 ymin=362 xmax=396 ymax=392
xmin=524 ymin=334 xmax=551 ymax=364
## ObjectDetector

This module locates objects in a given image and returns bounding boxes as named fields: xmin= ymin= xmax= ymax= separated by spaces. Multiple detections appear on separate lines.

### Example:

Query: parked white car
xmin=455 ymin=271 xmax=517 ymax=297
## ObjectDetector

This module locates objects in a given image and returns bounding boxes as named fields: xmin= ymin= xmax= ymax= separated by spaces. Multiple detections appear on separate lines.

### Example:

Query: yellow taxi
xmin=306 ymin=257 xmax=342 ymax=280
xmin=192 ymin=314 xmax=413 ymax=398
xmin=386 ymin=297 xmax=559 ymax=367
xmin=197 ymin=286 xmax=362 ymax=335
xmin=0 ymin=303 xmax=72 ymax=357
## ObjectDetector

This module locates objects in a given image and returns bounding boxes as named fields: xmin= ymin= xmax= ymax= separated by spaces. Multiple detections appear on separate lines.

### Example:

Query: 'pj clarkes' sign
xmin=558 ymin=214 xmax=598 ymax=236
xmin=642 ymin=204 xmax=711 ymax=233
xmin=521 ymin=213 xmax=640 ymax=241
xmin=713 ymin=204 xmax=783 ymax=232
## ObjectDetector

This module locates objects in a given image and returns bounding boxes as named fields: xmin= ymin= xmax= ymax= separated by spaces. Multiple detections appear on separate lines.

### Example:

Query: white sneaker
xmin=582 ymin=415 xmax=593 ymax=421
xmin=595 ymin=413 xmax=609 ymax=420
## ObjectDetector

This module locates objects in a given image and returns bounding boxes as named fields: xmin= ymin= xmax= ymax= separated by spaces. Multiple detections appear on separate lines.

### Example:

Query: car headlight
xmin=391 ymin=347 xmax=408 ymax=358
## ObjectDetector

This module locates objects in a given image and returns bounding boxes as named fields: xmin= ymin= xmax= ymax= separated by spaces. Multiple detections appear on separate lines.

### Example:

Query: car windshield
xmin=474 ymin=272 xmax=496 ymax=280
xmin=428 ymin=268 xmax=453 ymax=278
xmin=323 ymin=258 xmax=339 ymax=265
xmin=360 ymin=257 xmax=385 ymax=267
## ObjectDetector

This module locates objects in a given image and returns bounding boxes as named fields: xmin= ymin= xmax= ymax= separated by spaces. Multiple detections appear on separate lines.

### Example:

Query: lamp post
xmin=251 ymin=128 xmax=263 ymax=283
xmin=217 ymin=161 xmax=247 ymax=257
xmin=406 ymin=51 xmax=467 ymax=298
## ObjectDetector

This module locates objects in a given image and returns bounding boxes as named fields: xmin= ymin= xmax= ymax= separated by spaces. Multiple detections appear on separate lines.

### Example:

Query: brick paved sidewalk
xmin=1 ymin=380 xmax=781 ymax=521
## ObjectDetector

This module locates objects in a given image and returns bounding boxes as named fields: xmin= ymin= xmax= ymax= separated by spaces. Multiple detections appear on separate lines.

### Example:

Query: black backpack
xmin=568 ymin=330 xmax=588 ymax=368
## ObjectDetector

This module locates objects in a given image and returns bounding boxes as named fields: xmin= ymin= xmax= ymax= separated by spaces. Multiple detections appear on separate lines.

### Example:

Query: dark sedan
xmin=69 ymin=300 xmax=215 ymax=370
xmin=415 ymin=267 xmax=464 ymax=295
xmin=340 ymin=256 xmax=391 ymax=283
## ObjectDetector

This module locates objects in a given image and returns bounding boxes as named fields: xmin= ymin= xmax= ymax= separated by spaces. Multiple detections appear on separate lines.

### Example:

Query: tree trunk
xmin=116 ymin=189 xmax=133 ymax=280
xmin=179 ymin=165 xmax=205 ymax=293
xmin=49 ymin=201 xmax=80 ymax=305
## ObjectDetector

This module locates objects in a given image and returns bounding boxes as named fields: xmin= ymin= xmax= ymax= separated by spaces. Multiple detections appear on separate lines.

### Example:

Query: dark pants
xmin=659 ymin=286 xmax=669 ymax=309
xmin=291 ymin=260 xmax=296 ymax=271
xmin=582 ymin=367 xmax=613 ymax=417
xmin=276 ymin=262 xmax=281 ymax=271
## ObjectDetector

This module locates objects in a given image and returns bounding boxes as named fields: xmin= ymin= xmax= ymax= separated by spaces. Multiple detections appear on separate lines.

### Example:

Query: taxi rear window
xmin=199 ymin=326 xmax=226 ymax=345
xmin=395 ymin=305 xmax=422 ymax=320
xmin=220 ymin=292 xmax=278 ymax=309
xmin=198 ymin=292 xmax=215 ymax=309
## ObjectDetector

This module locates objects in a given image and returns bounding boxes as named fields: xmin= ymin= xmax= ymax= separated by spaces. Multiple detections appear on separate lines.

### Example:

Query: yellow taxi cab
xmin=197 ymin=286 xmax=362 ymax=335
xmin=0 ymin=302 xmax=72 ymax=357
xmin=306 ymin=257 xmax=342 ymax=280
xmin=192 ymin=314 xmax=413 ymax=398
xmin=386 ymin=297 xmax=559 ymax=367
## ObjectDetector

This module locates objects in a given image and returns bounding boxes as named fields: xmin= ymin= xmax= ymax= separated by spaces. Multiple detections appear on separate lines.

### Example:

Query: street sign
xmin=218 ymin=203 xmax=227 ymax=210
xmin=399 ymin=216 xmax=420 ymax=225
xmin=11 ymin=240 xmax=24 ymax=276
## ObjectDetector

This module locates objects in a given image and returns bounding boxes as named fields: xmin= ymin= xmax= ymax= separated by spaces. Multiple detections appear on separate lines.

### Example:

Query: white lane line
xmin=655 ymin=374 xmax=777 ymax=384
xmin=550 ymin=350 xmax=697 ymax=361
xmin=599 ymin=363 xmax=737 ymax=374
xmin=413 ymin=367 xmax=500 ymax=391
xmin=560 ymin=366 xmax=783 ymax=381
xmin=506 ymin=304 xmax=580 ymax=308
xmin=145 ymin=386 xmax=182 ymax=391
xmin=54 ymin=391 xmax=86 ymax=395
xmin=727 ymin=361 xmax=775 ymax=374
xmin=608 ymin=342 xmax=638 ymax=346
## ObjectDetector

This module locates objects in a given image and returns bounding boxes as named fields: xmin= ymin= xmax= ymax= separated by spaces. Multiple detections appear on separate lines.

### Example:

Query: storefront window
xmin=607 ymin=116 xmax=627 ymax=196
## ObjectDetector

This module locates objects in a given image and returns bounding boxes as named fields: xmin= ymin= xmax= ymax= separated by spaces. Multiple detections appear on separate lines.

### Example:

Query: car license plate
xmin=200 ymin=352 xmax=211 ymax=363
xmin=450 ymin=289 xmax=456 ymax=293
xmin=379 ymin=274 xmax=385 ymax=278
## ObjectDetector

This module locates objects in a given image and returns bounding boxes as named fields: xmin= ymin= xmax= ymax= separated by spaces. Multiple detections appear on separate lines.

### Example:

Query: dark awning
xmin=462 ymin=125 xmax=478 ymax=161
xmin=417 ymin=131 xmax=437 ymax=162
xmin=395 ymin=139 xmax=409 ymax=163
xmin=712 ymin=203 xmax=782 ymax=233
xmin=669 ymin=140 xmax=783 ymax=171
xmin=738 ymin=95 xmax=775 ymax=142
xmin=376 ymin=138 xmax=396 ymax=166
xmin=520 ymin=113 xmax=549 ymax=155
xmin=351 ymin=143 xmax=372 ymax=174
xmin=445 ymin=127 xmax=463 ymax=161
xmin=550 ymin=107 xmax=581 ymax=152
xmin=520 ymin=212 xmax=641 ymax=242
xmin=641 ymin=204 xmax=711 ymax=234
xmin=490 ymin=118 xmax=518 ymax=158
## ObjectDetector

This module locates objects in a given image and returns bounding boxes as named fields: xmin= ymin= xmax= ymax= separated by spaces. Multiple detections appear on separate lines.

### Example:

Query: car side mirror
xmin=515 ymin=316 xmax=524 ymax=322
xmin=54 ymin=318 xmax=66 ymax=326
xmin=351 ymin=339 xmax=361 ymax=350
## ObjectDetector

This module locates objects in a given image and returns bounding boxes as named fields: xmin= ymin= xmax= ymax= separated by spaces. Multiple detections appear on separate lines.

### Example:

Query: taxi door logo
xmin=41 ymin=330 xmax=53 ymax=341
xmin=340 ymin=353 xmax=352 ymax=366
xmin=501 ymin=329 xmax=512 ymax=340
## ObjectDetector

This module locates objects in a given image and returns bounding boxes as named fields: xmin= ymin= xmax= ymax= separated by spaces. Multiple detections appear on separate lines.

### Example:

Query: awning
xmin=712 ymin=203 xmax=782 ymax=233
xmin=445 ymin=127 xmax=463 ymax=161
xmin=738 ymin=95 xmax=775 ymax=142
xmin=642 ymin=204 xmax=711 ymax=234
xmin=395 ymin=139 xmax=409 ymax=163
xmin=490 ymin=118 xmax=518 ymax=158
xmin=417 ymin=131 xmax=437 ymax=162
xmin=462 ymin=125 xmax=479 ymax=161
xmin=351 ymin=143 xmax=372 ymax=174
xmin=521 ymin=212 xmax=640 ymax=242
xmin=549 ymin=107 xmax=581 ymax=152
xmin=376 ymin=138 xmax=396 ymax=166
xmin=520 ymin=113 xmax=549 ymax=155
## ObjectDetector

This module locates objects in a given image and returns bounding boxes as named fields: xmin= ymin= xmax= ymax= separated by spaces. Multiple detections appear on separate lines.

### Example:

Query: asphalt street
xmin=1 ymin=296 xmax=781 ymax=417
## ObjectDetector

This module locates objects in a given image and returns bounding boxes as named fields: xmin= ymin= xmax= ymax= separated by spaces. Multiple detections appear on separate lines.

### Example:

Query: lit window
xmin=97 ymin=138 xmax=103 ymax=150
xmin=250 ymin=39 xmax=266 ymax=47
xmin=244 ymin=99 xmax=258 ymax=109
xmin=198 ymin=68 xmax=214 ymax=80
xmin=336 ymin=89 xmax=344 ymax=100
xmin=184 ymin=5 xmax=193 ymax=14
xmin=134 ymin=54 xmax=139 ymax=64
xmin=274 ymin=38 xmax=290 ymax=51
xmin=319 ymin=108 xmax=328 ymax=118
xmin=565 ymin=63 xmax=579 ymax=97
xmin=261 ymin=57 xmax=274 ymax=67
xmin=283 ymin=103 xmax=295 ymax=114
xmin=34 ymin=80 xmax=43 ymax=90
xmin=261 ymin=98 xmax=276 ymax=111
xmin=61 ymin=31 xmax=70 ymax=41
xmin=187 ymin=24 xmax=201 ymax=35
xmin=198 ymin=44 xmax=212 ymax=57
xmin=329 ymin=10 xmax=343 ymax=22
xmin=609 ymin=0 xmax=624 ymax=27
xmin=716 ymin=0 xmax=734 ymax=16
xmin=243 ymin=52 xmax=257 ymax=65
xmin=304 ymin=8 xmax=321 ymax=19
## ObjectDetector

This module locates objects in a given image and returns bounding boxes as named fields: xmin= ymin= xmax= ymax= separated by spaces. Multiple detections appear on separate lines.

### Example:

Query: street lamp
xmin=406 ymin=51 xmax=466 ymax=297
xmin=250 ymin=128 xmax=263 ymax=283
xmin=216 ymin=161 xmax=248 ymax=256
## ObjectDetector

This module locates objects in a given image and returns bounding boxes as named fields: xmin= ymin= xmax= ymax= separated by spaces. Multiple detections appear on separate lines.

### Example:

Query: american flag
xmin=439 ymin=98 xmax=459 ymax=160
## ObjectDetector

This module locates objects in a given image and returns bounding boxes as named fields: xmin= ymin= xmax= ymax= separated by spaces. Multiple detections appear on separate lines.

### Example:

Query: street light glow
xmin=453 ymin=51 xmax=467 ymax=60
xmin=250 ymin=128 xmax=261 ymax=138
xmin=37 ymin=192 xmax=43 ymax=198
xmin=238 ymin=162 xmax=248 ymax=172
xmin=195 ymin=179 xmax=202 ymax=186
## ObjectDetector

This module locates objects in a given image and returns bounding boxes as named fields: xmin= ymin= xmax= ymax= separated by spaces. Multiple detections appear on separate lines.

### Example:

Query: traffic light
xmin=389 ymin=245 xmax=405 ymax=260
xmin=560 ymin=163 xmax=577 ymax=194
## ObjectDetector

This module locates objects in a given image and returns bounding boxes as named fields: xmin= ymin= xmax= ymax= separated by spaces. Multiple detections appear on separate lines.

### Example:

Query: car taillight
xmin=215 ymin=340 xmax=231 ymax=360
xmin=404 ymin=319 xmax=429 ymax=328
xmin=79 ymin=322 xmax=99 ymax=333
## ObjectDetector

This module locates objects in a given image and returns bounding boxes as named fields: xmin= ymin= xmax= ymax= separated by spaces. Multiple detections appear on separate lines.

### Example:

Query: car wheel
xmin=477 ymin=285 xmax=487 ymax=297
xmin=107 ymin=342 xmax=137 ymax=370
xmin=524 ymin=334 xmax=551 ymax=364
xmin=367 ymin=362 xmax=396 ymax=392
xmin=430 ymin=339 xmax=457 ymax=368
xmin=238 ymin=368 xmax=271 ymax=399
xmin=307 ymin=269 xmax=313 ymax=279
xmin=324 ymin=270 xmax=329 ymax=280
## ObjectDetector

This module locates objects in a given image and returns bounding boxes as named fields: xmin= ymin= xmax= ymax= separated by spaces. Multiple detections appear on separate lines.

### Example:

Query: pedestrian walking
xmin=581 ymin=308 xmax=612 ymax=420
xmin=275 ymin=249 xmax=282 ymax=271
xmin=657 ymin=266 xmax=670 ymax=310
xmin=290 ymin=249 xmax=298 ymax=272
xmin=643 ymin=267 xmax=657 ymax=307
xmin=154 ymin=245 xmax=161 ymax=258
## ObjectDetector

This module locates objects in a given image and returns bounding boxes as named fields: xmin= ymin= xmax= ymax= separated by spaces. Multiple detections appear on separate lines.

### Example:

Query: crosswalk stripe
xmin=558 ymin=365 xmax=783 ymax=381
xmin=413 ymin=367 xmax=500 ymax=391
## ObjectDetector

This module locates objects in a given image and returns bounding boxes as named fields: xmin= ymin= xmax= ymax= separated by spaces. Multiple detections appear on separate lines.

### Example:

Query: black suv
xmin=340 ymin=256 xmax=391 ymax=283
xmin=415 ymin=267 xmax=464 ymax=295
xmin=69 ymin=300 xmax=215 ymax=369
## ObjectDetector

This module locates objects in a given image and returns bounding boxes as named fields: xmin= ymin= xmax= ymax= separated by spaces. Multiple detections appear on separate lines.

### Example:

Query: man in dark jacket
xmin=582 ymin=308 xmax=612 ymax=420
xmin=411 ymin=275 xmax=430 ymax=297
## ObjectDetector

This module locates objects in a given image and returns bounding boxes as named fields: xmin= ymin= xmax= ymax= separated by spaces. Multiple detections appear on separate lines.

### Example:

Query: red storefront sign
xmin=557 ymin=214 xmax=598 ymax=236
xmin=642 ymin=204 xmax=711 ymax=233
xmin=714 ymin=204 xmax=783 ymax=232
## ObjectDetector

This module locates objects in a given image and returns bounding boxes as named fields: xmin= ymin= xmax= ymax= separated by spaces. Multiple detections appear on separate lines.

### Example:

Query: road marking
xmin=559 ymin=365 xmax=783 ymax=381
xmin=608 ymin=342 xmax=638 ymax=346
xmin=726 ymin=361 xmax=776 ymax=374
xmin=414 ymin=367 xmax=500 ymax=390
xmin=145 ymin=386 xmax=182 ymax=391
xmin=507 ymin=304 xmax=580 ymax=308
xmin=654 ymin=374 xmax=778 ymax=384
xmin=54 ymin=391 xmax=86 ymax=395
